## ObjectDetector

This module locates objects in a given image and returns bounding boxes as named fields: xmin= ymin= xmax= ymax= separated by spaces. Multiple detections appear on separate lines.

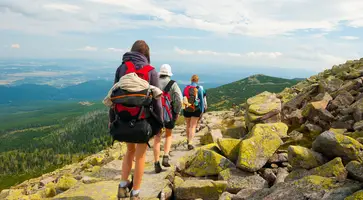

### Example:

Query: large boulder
xmin=175 ymin=179 xmax=228 ymax=200
xmin=345 ymin=190 xmax=363 ymax=200
xmin=287 ymin=146 xmax=326 ymax=169
xmin=286 ymin=157 xmax=347 ymax=182
xmin=328 ymin=90 xmax=355 ymax=110
xmin=346 ymin=161 xmax=363 ymax=182
xmin=312 ymin=131 xmax=363 ymax=164
xmin=302 ymin=92 xmax=332 ymax=117
xmin=237 ymin=124 xmax=283 ymax=172
xmin=184 ymin=149 xmax=235 ymax=177
xmin=55 ymin=175 xmax=78 ymax=191
xmin=217 ymin=138 xmax=241 ymax=162
xmin=218 ymin=168 xmax=268 ymax=194
xmin=200 ymin=129 xmax=223 ymax=145
xmin=248 ymin=175 xmax=363 ymax=200
xmin=247 ymin=92 xmax=282 ymax=116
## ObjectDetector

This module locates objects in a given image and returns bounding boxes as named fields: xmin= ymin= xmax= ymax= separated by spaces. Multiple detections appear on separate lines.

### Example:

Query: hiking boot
xmin=154 ymin=161 xmax=162 ymax=174
xmin=162 ymin=155 xmax=171 ymax=167
xmin=187 ymin=144 xmax=194 ymax=150
xmin=130 ymin=191 xmax=140 ymax=200
xmin=117 ymin=176 xmax=133 ymax=199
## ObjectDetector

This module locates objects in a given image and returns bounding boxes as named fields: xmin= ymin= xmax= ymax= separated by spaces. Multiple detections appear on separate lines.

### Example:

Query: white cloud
xmin=43 ymin=4 xmax=81 ymax=13
xmin=77 ymin=46 xmax=98 ymax=51
xmin=340 ymin=36 xmax=360 ymax=40
xmin=106 ymin=48 xmax=125 ymax=52
xmin=11 ymin=44 xmax=20 ymax=49
xmin=1 ymin=0 xmax=363 ymax=36
xmin=174 ymin=47 xmax=283 ymax=59
xmin=155 ymin=35 xmax=201 ymax=40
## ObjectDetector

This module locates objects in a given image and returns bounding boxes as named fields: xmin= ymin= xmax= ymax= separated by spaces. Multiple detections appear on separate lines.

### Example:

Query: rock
xmin=2 ymin=189 xmax=24 ymax=200
xmin=286 ymin=157 xmax=348 ymax=182
xmin=56 ymin=175 xmax=77 ymax=191
xmin=319 ymin=78 xmax=344 ymax=93
xmin=354 ymin=121 xmax=363 ymax=131
xmin=81 ymin=176 xmax=101 ymax=184
xmin=260 ymin=168 xmax=277 ymax=186
xmin=247 ymin=92 xmax=281 ymax=116
xmin=274 ymin=168 xmax=289 ymax=185
xmin=346 ymin=161 xmax=363 ymax=182
xmin=45 ymin=182 xmax=56 ymax=198
xmin=312 ymin=131 xmax=363 ymax=164
xmin=268 ymin=153 xmax=288 ymax=163
xmin=304 ymin=123 xmax=323 ymax=139
xmin=88 ymin=154 xmax=104 ymax=166
xmin=218 ymin=168 xmax=268 ymax=194
xmin=329 ymin=128 xmax=347 ymax=134
xmin=302 ymin=92 xmax=332 ymax=117
xmin=283 ymin=109 xmax=304 ymax=129
xmin=199 ymin=143 xmax=222 ymax=153
xmin=255 ymin=123 xmax=288 ymax=139
xmin=217 ymin=138 xmax=241 ymax=162
xmin=237 ymin=124 xmax=283 ymax=172
xmin=309 ymin=157 xmax=347 ymax=181
xmin=345 ymin=190 xmax=363 ymax=200
xmin=249 ymin=175 xmax=363 ymax=200
xmin=39 ymin=177 xmax=55 ymax=188
xmin=96 ymin=159 xmax=122 ymax=180
xmin=53 ymin=181 xmax=119 ymax=199
xmin=200 ymin=129 xmax=223 ymax=145
xmin=232 ymin=188 xmax=260 ymax=200
xmin=184 ymin=149 xmax=235 ymax=177
xmin=329 ymin=91 xmax=355 ymax=110
xmin=219 ymin=192 xmax=235 ymax=200
xmin=288 ymin=145 xmax=326 ymax=169
xmin=175 ymin=179 xmax=228 ymax=200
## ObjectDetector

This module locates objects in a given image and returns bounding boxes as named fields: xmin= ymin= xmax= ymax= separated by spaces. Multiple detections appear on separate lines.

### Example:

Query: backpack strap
xmin=135 ymin=65 xmax=154 ymax=81
xmin=164 ymin=80 xmax=175 ymax=93
xmin=125 ymin=61 xmax=136 ymax=74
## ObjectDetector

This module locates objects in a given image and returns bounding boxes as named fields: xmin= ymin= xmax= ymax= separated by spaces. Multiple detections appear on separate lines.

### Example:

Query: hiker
xmin=107 ymin=40 xmax=163 ymax=200
xmin=153 ymin=64 xmax=183 ymax=173
xmin=182 ymin=74 xmax=206 ymax=150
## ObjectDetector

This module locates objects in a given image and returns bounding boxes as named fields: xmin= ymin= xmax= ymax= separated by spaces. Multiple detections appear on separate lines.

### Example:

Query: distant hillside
xmin=207 ymin=74 xmax=302 ymax=111
xmin=0 ymin=80 xmax=112 ymax=104
xmin=0 ymin=102 xmax=109 ymax=190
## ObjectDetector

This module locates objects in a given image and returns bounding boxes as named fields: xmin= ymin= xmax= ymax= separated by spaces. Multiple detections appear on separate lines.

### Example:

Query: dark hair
xmin=131 ymin=40 xmax=150 ymax=63
xmin=159 ymin=75 xmax=169 ymax=78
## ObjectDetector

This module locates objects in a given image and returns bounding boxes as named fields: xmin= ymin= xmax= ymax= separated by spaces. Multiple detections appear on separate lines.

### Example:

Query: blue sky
xmin=0 ymin=0 xmax=363 ymax=74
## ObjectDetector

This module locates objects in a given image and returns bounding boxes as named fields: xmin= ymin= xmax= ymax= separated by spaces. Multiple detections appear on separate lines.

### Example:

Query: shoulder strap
xmin=125 ymin=61 xmax=136 ymax=74
xmin=164 ymin=80 xmax=175 ymax=93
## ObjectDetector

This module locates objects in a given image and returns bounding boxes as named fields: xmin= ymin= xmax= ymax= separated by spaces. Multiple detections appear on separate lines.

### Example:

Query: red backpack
xmin=183 ymin=85 xmax=200 ymax=112
xmin=161 ymin=80 xmax=175 ymax=123
xmin=111 ymin=61 xmax=154 ymax=120
xmin=109 ymin=61 xmax=155 ymax=145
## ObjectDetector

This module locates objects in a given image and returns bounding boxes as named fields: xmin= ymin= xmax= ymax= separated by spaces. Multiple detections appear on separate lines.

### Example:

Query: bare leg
xmin=132 ymin=143 xmax=148 ymax=190
xmin=189 ymin=117 xmax=199 ymax=144
xmin=185 ymin=117 xmax=191 ymax=143
xmin=121 ymin=143 xmax=136 ymax=182
xmin=164 ymin=129 xmax=172 ymax=155
xmin=153 ymin=131 xmax=162 ymax=163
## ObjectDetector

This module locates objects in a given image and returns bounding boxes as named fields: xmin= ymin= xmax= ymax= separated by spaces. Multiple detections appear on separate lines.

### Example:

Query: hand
xmin=108 ymin=122 xmax=111 ymax=129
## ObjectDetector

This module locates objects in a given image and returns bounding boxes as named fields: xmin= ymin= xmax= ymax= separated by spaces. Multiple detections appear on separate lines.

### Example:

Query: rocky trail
xmin=3 ymin=58 xmax=363 ymax=200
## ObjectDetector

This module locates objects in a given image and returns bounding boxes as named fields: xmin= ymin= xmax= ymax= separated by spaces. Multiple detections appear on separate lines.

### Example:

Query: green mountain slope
xmin=206 ymin=74 xmax=302 ymax=111
xmin=0 ymin=102 xmax=111 ymax=191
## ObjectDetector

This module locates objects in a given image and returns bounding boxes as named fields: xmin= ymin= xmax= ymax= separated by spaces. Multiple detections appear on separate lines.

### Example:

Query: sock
xmin=132 ymin=189 xmax=140 ymax=196
xmin=119 ymin=181 xmax=128 ymax=187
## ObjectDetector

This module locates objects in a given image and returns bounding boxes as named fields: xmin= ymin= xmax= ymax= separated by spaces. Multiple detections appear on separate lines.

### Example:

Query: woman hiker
xmin=109 ymin=40 xmax=163 ymax=200
xmin=153 ymin=64 xmax=183 ymax=173
xmin=182 ymin=74 xmax=206 ymax=150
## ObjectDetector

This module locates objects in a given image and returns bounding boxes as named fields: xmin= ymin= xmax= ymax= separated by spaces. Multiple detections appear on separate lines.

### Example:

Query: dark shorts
xmin=164 ymin=120 xmax=176 ymax=129
xmin=147 ymin=115 xmax=163 ymax=138
xmin=183 ymin=110 xmax=202 ymax=118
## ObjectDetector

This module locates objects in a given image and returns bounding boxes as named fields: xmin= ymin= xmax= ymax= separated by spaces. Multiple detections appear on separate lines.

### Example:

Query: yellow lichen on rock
xmin=294 ymin=175 xmax=335 ymax=190
xmin=56 ymin=174 xmax=78 ymax=191
xmin=217 ymin=138 xmax=241 ymax=162
xmin=288 ymin=145 xmax=325 ymax=169
xmin=345 ymin=190 xmax=363 ymax=200
xmin=237 ymin=124 xmax=283 ymax=172
xmin=309 ymin=157 xmax=347 ymax=181
xmin=45 ymin=182 xmax=57 ymax=197
xmin=184 ymin=149 xmax=235 ymax=177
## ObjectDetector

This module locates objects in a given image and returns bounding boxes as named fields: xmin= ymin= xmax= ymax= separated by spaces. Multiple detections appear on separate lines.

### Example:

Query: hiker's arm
xmin=150 ymin=69 xmax=163 ymax=124
xmin=172 ymin=83 xmax=183 ymax=115
xmin=198 ymin=87 xmax=205 ymax=113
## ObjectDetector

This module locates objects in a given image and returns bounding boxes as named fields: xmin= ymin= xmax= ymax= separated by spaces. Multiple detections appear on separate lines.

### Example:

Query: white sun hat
xmin=159 ymin=64 xmax=173 ymax=76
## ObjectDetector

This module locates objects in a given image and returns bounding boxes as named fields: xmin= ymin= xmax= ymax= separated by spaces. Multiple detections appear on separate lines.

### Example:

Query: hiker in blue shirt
xmin=182 ymin=74 xmax=207 ymax=150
